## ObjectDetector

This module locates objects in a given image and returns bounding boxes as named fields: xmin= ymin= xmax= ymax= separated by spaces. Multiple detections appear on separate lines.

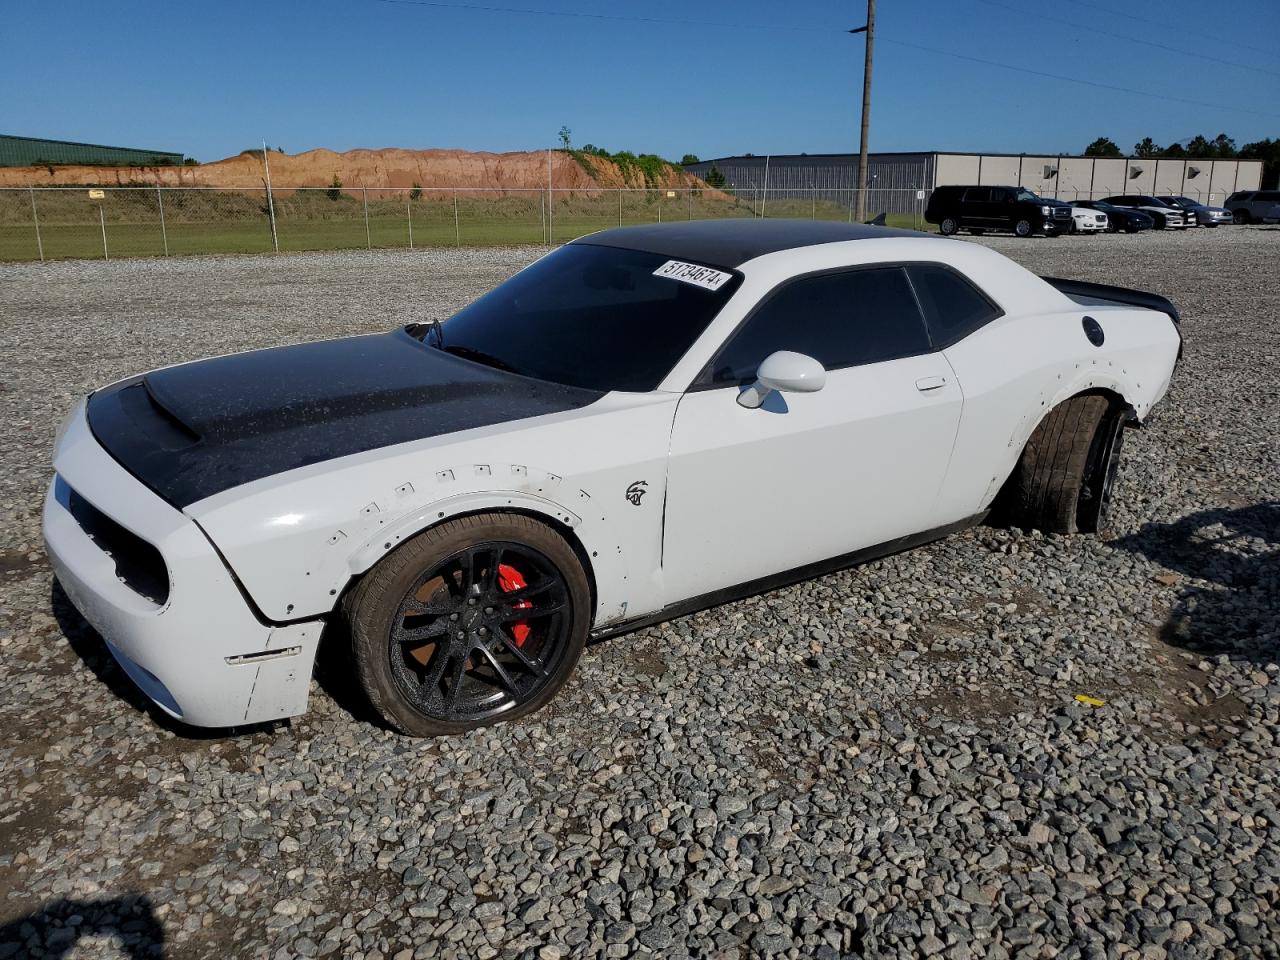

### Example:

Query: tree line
xmin=1084 ymin=134 xmax=1279 ymax=187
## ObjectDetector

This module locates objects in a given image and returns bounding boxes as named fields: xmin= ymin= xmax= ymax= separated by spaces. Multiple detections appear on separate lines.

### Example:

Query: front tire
xmin=999 ymin=395 xmax=1126 ymax=535
xmin=345 ymin=513 xmax=591 ymax=736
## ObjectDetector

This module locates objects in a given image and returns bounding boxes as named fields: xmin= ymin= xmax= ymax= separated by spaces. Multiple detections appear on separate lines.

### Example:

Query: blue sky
xmin=4 ymin=0 xmax=1278 ymax=163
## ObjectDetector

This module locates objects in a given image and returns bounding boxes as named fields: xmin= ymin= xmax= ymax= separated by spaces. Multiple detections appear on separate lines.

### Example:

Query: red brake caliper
xmin=496 ymin=563 xmax=533 ymax=647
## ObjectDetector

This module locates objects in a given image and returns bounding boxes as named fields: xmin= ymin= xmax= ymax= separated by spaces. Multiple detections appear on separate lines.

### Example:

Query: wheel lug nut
xmin=484 ymin=606 xmax=494 ymax=615
xmin=449 ymin=613 xmax=458 ymax=621
xmin=468 ymin=598 xmax=477 ymax=606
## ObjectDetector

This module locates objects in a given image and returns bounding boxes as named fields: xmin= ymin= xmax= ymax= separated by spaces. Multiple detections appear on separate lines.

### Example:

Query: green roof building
xmin=0 ymin=134 xmax=185 ymax=167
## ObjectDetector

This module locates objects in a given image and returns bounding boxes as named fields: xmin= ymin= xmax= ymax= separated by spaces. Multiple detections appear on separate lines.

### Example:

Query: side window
xmin=989 ymin=188 xmax=1008 ymax=203
xmin=962 ymin=187 xmax=990 ymax=203
xmin=907 ymin=264 xmax=1002 ymax=348
xmin=707 ymin=267 xmax=932 ymax=385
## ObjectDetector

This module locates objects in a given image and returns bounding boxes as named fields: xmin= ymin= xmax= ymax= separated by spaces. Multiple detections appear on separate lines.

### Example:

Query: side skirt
xmin=589 ymin=512 xmax=987 ymax=643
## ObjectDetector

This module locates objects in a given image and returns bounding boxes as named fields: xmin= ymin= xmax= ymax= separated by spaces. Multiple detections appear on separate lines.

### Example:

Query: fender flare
xmin=342 ymin=486 xmax=634 ymax=630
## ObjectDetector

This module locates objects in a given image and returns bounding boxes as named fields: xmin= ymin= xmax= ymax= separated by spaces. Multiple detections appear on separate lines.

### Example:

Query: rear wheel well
xmin=990 ymin=388 xmax=1134 ymax=533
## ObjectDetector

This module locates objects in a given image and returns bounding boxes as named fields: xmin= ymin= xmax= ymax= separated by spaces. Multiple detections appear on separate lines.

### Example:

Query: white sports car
xmin=44 ymin=220 xmax=1182 ymax=736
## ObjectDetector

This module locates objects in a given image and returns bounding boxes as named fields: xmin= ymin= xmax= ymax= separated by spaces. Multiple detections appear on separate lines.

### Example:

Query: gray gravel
xmin=2 ymin=227 xmax=1278 ymax=959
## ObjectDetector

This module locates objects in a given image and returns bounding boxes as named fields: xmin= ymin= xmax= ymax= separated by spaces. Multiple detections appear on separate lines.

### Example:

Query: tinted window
xmin=707 ymin=267 xmax=931 ymax=385
xmin=962 ymin=187 xmax=991 ymax=203
xmin=907 ymin=265 xmax=1001 ymax=347
xmin=440 ymin=243 xmax=741 ymax=392
xmin=1258 ymin=191 xmax=1280 ymax=202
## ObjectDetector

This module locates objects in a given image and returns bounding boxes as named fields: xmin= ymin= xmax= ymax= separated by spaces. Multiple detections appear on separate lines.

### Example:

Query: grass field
xmin=0 ymin=190 xmax=927 ymax=261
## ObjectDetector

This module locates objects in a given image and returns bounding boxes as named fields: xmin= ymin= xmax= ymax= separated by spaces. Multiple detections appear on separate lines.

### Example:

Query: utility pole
xmin=850 ymin=0 xmax=875 ymax=223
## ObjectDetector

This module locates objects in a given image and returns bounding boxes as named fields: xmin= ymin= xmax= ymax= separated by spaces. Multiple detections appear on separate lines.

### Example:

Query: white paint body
xmin=43 ymin=235 xmax=1181 ymax=727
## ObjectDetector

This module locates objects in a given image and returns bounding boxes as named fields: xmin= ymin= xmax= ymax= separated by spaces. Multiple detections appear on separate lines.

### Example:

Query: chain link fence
xmin=1 ymin=186 xmax=937 ymax=263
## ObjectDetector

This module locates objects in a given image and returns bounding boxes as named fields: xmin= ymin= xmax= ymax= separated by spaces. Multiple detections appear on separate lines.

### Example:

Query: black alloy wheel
xmin=345 ymin=513 xmax=590 ymax=736
xmin=1076 ymin=410 xmax=1126 ymax=536
xmin=387 ymin=541 xmax=573 ymax=724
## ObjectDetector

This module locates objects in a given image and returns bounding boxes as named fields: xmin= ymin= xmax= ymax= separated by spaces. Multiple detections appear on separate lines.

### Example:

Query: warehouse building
xmin=0 ymin=134 xmax=185 ymax=167
xmin=683 ymin=152 xmax=1263 ymax=213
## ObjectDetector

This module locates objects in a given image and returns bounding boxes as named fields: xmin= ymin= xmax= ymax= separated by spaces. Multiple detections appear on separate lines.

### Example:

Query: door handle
xmin=915 ymin=375 xmax=948 ymax=392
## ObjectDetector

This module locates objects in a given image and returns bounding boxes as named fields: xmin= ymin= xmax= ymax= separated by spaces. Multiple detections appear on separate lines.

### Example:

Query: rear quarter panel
xmin=935 ymin=303 xmax=1179 ymax=522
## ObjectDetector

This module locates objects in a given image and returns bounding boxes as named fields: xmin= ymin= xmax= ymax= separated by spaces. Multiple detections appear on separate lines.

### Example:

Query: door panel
xmin=662 ymin=353 xmax=962 ymax=604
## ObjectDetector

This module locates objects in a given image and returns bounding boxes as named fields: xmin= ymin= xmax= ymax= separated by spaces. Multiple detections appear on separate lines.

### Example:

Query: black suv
xmin=925 ymin=185 xmax=1073 ymax=237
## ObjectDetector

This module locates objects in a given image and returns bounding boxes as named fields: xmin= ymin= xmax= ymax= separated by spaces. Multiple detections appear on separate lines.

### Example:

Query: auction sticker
xmin=652 ymin=259 xmax=733 ymax=291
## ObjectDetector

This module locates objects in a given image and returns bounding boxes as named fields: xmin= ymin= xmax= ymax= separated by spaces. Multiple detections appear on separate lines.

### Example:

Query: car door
xmin=961 ymin=187 xmax=991 ymax=228
xmin=661 ymin=265 xmax=963 ymax=604
xmin=987 ymin=188 xmax=1014 ymax=230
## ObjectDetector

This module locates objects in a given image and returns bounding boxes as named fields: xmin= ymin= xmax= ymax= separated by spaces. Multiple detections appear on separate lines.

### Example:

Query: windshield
xmin=433 ymin=243 xmax=742 ymax=393
xmin=1014 ymin=189 xmax=1041 ymax=202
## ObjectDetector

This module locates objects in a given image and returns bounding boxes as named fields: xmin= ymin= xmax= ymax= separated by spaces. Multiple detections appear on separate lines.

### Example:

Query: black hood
xmin=87 ymin=329 xmax=602 ymax=508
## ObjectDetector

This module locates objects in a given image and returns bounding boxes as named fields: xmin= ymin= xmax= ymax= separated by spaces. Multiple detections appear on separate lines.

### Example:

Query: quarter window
xmin=706 ymin=267 xmax=932 ymax=385
xmin=906 ymin=265 xmax=1002 ymax=347
xmin=962 ymin=187 xmax=991 ymax=203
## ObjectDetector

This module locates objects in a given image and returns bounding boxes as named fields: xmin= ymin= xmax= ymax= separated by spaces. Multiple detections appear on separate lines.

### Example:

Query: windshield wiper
xmin=443 ymin=345 xmax=525 ymax=376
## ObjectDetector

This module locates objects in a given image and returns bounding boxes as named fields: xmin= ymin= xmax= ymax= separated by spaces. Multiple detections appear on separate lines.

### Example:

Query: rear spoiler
xmin=1041 ymin=276 xmax=1180 ymax=325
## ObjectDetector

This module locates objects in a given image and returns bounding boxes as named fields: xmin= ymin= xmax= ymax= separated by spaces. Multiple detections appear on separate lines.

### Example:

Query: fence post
xmin=453 ymin=190 xmax=460 ymax=247
xmin=540 ymin=191 xmax=547 ymax=245
xmin=363 ymin=187 xmax=371 ymax=250
xmin=407 ymin=201 xmax=414 ymax=249
xmin=99 ymin=203 xmax=109 ymax=261
xmin=156 ymin=185 xmax=169 ymax=256
xmin=262 ymin=145 xmax=280 ymax=253
xmin=618 ymin=190 xmax=623 ymax=227
xmin=29 ymin=187 xmax=43 ymax=262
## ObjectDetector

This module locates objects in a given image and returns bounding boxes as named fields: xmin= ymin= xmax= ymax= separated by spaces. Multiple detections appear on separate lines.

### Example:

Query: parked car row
xmin=924 ymin=184 xmax=1278 ymax=238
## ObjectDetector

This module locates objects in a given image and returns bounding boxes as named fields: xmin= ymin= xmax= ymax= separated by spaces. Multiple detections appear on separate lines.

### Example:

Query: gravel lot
xmin=2 ymin=227 xmax=1278 ymax=960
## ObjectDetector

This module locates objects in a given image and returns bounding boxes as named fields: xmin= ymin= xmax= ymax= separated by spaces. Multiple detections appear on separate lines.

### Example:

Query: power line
xmin=1058 ymin=0 xmax=1280 ymax=62
xmin=371 ymin=0 xmax=1280 ymax=121
xmin=879 ymin=36 xmax=1280 ymax=120
xmin=371 ymin=0 xmax=834 ymax=33
xmin=974 ymin=0 xmax=1280 ymax=80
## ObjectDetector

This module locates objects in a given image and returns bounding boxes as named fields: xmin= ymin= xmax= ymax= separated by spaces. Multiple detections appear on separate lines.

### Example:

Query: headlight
xmin=1041 ymin=206 xmax=1051 ymax=215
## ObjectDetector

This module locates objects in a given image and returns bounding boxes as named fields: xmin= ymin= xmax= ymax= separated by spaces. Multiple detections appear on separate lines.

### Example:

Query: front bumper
xmin=42 ymin=400 xmax=322 ymax=728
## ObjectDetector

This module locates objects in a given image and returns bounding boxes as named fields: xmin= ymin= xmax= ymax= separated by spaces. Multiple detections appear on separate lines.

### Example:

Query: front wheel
xmin=345 ymin=514 xmax=590 ymax=736
xmin=998 ymin=394 xmax=1126 ymax=536
xmin=939 ymin=216 xmax=959 ymax=236
xmin=1014 ymin=219 xmax=1033 ymax=238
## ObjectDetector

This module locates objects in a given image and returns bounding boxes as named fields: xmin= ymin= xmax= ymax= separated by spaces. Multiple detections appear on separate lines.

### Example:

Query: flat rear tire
xmin=999 ymin=395 xmax=1126 ymax=535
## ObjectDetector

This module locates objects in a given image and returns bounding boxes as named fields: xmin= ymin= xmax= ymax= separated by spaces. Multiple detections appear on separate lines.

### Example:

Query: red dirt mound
xmin=0 ymin=147 xmax=709 ymax=194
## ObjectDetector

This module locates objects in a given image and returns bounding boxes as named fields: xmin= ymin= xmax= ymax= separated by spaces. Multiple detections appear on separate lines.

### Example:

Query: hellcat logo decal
xmin=625 ymin=481 xmax=648 ymax=506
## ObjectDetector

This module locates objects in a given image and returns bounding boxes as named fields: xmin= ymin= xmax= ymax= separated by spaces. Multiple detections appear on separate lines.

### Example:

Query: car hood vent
xmin=87 ymin=329 xmax=602 ymax=508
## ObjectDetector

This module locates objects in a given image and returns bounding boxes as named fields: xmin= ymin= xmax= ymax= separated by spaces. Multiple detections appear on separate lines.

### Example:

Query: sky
xmin=3 ymin=0 xmax=1278 ymax=163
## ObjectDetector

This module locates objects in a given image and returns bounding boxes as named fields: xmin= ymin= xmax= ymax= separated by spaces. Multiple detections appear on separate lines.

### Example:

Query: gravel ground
xmin=1 ymin=227 xmax=1278 ymax=960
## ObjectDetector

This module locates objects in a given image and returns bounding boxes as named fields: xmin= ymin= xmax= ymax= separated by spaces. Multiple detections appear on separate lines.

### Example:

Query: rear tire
xmin=999 ymin=395 xmax=1126 ymax=535
xmin=1232 ymin=209 xmax=1251 ymax=224
xmin=344 ymin=513 xmax=590 ymax=736
xmin=939 ymin=216 xmax=959 ymax=236
xmin=1014 ymin=219 xmax=1033 ymax=238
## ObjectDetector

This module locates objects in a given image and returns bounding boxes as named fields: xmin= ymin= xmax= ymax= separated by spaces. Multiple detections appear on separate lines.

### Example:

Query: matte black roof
xmin=574 ymin=219 xmax=922 ymax=269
